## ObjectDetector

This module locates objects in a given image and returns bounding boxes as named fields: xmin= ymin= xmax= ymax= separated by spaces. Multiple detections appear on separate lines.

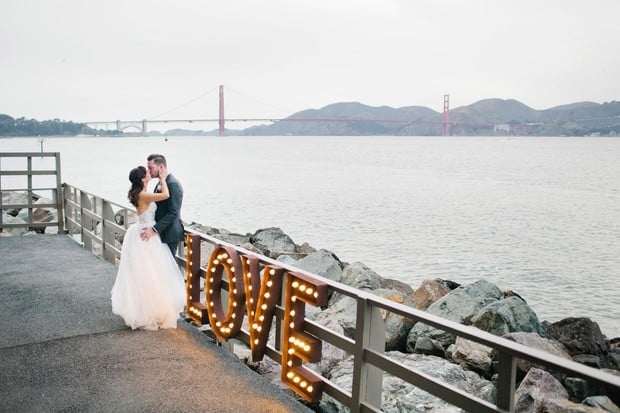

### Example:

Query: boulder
xmin=514 ymin=368 xmax=568 ymax=412
xmin=412 ymin=279 xmax=451 ymax=310
xmin=548 ymin=318 xmax=618 ymax=370
xmin=582 ymin=396 xmax=620 ymax=413
xmin=1 ymin=191 xmax=30 ymax=216
xmin=339 ymin=261 xmax=383 ymax=291
xmin=452 ymin=337 xmax=494 ymax=377
xmin=250 ymin=227 xmax=298 ymax=258
xmin=294 ymin=249 xmax=343 ymax=284
xmin=373 ymin=288 xmax=417 ymax=352
xmin=310 ymin=295 xmax=357 ymax=339
xmin=471 ymin=296 xmax=546 ymax=337
xmin=406 ymin=279 xmax=503 ymax=351
xmin=1 ymin=213 xmax=29 ymax=235
xmin=502 ymin=332 xmax=572 ymax=377
xmin=322 ymin=352 xmax=496 ymax=413
xmin=16 ymin=197 xmax=57 ymax=233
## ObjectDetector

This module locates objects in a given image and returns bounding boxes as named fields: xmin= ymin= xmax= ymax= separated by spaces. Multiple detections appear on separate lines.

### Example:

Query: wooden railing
xmin=0 ymin=152 xmax=64 ymax=233
xmin=63 ymin=183 xmax=620 ymax=413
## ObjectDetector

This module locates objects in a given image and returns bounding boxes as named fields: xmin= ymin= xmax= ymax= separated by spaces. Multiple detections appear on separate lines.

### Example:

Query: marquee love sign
xmin=184 ymin=234 xmax=328 ymax=402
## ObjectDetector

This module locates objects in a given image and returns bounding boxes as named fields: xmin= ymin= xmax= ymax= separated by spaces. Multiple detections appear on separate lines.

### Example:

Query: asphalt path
xmin=0 ymin=234 xmax=312 ymax=412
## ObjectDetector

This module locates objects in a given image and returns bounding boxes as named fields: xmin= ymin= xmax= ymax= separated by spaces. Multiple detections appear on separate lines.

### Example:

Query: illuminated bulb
xmin=299 ymin=285 xmax=306 ymax=292
xmin=233 ymin=302 xmax=237 ymax=307
xmin=214 ymin=259 xmax=219 ymax=265
xmin=264 ymin=292 xmax=270 ymax=298
xmin=229 ymin=323 xmax=234 ymax=328
xmin=261 ymin=304 xmax=267 ymax=310
xmin=306 ymin=288 xmax=313 ymax=295
xmin=253 ymin=323 xmax=259 ymax=329
xmin=249 ymin=298 xmax=254 ymax=304
xmin=300 ymin=381 xmax=307 ymax=388
xmin=289 ymin=322 xmax=295 ymax=328
xmin=269 ymin=269 xmax=275 ymax=275
xmin=307 ymin=386 xmax=313 ymax=393
xmin=256 ymin=326 xmax=261 ymax=332
xmin=254 ymin=339 xmax=259 ymax=345
xmin=289 ymin=310 xmax=295 ymax=316
xmin=222 ymin=253 xmax=228 ymax=259
xmin=288 ymin=349 xmax=295 ymax=354
xmin=216 ymin=321 xmax=221 ymax=327
xmin=287 ymin=372 xmax=294 ymax=379
xmin=314 ymin=292 xmax=318 ymax=298
xmin=288 ymin=337 xmax=295 ymax=343
xmin=209 ymin=289 xmax=213 ymax=294
xmin=231 ymin=267 xmax=235 ymax=273
xmin=246 ymin=259 xmax=251 ymax=264
xmin=292 ymin=281 xmax=299 ymax=288
xmin=291 ymin=296 xmax=297 ymax=302
xmin=232 ymin=313 xmax=236 ymax=318
xmin=233 ymin=289 xmax=237 ymax=294
xmin=293 ymin=377 xmax=300 ymax=384
xmin=287 ymin=361 xmax=293 ymax=367
xmin=226 ymin=258 xmax=232 ymax=264
xmin=210 ymin=278 xmax=214 ymax=283
xmin=259 ymin=315 xmax=264 ymax=321
xmin=266 ymin=280 xmax=273 ymax=287
xmin=211 ymin=268 xmax=216 ymax=273
xmin=248 ymin=286 xmax=252 ymax=291
xmin=304 ymin=345 xmax=311 ymax=352
xmin=210 ymin=301 xmax=214 ymax=307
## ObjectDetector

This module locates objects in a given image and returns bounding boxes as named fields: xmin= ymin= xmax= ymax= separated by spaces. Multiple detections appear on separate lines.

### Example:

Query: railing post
xmin=496 ymin=351 xmax=516 ymax=412
xmin=80 ymin=191 xmax=92 ymax=251
xmin=351 ymin=296 xmax=384 ymax=412
xmin=55 ymin=153 xmax=65 ymax=233
xmin=102 ymin=200 xmax=115 ymax=264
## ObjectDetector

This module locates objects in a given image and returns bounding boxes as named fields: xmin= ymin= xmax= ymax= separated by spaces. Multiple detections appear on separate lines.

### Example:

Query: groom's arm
xmin=153 ymin=178 xmax=183 ymax=235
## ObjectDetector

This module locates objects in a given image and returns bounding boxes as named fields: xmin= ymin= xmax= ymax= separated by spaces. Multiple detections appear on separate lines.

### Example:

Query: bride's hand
xmin=159 ymin=169 xmax=168 ymax=181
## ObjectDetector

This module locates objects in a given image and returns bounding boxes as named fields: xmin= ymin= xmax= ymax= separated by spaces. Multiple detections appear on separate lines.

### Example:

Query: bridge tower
xmin=442 ymin=94 xmax=450 ymax=136
xmin=218 ymin=85 xmax=225 ymax=136
xmin=142 ymin=119 xmax=147 ymax=136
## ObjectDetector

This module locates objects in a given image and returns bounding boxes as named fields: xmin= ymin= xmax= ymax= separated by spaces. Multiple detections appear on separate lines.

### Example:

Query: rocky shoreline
xmin=2 ymin=190 xmax=619 ymax=412
xmin=187 ymin=223 xmax=620 ymax=413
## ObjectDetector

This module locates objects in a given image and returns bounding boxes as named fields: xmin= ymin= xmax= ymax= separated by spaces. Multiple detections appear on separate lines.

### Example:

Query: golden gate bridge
xmin=84 ymin=86 xmax=471 ymax=137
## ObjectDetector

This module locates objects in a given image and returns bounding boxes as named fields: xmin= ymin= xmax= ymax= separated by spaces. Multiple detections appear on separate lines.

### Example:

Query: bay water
xmin=2 ymin=135 xmax=619 ymax=337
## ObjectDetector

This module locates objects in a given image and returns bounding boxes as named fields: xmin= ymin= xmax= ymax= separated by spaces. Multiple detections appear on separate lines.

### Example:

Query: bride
xmin=111 ymin=165 xmax=185 ymax=330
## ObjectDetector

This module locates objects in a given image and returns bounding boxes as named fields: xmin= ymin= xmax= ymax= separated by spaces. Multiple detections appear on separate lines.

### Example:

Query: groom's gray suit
xmin=154 ymin=173 xmax=184 ymax=255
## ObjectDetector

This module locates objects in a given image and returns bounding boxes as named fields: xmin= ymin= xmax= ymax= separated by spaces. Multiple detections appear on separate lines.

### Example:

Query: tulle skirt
xmin=111 ymin=223 xmax=185 ymax=330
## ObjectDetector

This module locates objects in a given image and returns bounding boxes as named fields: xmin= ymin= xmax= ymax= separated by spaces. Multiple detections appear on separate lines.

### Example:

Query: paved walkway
xmin=0 ymin=234 xmax=313 ymax=413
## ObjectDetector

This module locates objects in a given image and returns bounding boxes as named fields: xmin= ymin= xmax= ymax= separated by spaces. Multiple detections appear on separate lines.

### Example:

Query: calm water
xmin=2 ymin=135 xmax=619 ymax=337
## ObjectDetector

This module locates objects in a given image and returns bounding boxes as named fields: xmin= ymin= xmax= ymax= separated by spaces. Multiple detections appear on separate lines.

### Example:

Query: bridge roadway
xmin=0 ymin=234 xmax=313 ymax=413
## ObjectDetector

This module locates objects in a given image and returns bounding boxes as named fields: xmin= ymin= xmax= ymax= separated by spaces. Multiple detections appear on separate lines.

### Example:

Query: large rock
xmin=322 ymin=352 xmax=496 ymax=413
xmin=471 ymin=296 xmax=546 ymax=337
xmin=294 ymin=249 xmax=343 ymax=283
xmin=412 ymin=279 xmax=451 ymax=310
xmin=514 ymin=367 xmax=611 ymax=413
xmin=548 ymin=318 xmax=618 ymax=370
xmin=406 ymin=279 xmax=503 ymax=351
xmin=373 ymin=288 xmax=417 ymax=352
xmin=502 ymin=332 xmax=573 ymax=376
xmin=583 ymin=396 xmax=620 ymax=413
xmin=340 ymin=261 xmax=383 ymax=291
xmin=452 ymin=337 xmax=494 ymax=377
xmin=1 ymin=213 xmax=29 ymax=235
xmin=310 ymin=295 xmax=357 ymax=339
xmin=16 ymin=197 xmax=57 ymax=233
xmin=250 ymin=227 xmax=299 ymax=258
xmin=1 ymin=191 xmax=30 ymax=216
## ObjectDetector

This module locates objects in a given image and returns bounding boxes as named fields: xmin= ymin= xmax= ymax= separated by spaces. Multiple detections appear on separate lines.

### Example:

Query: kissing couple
xmin=111 ymin=154 xmax=186 ymax=330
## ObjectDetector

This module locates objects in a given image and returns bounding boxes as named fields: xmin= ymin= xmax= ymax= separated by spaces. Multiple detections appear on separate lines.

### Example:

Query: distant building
xmin=493 ymin=124 xmax=510 ymax=133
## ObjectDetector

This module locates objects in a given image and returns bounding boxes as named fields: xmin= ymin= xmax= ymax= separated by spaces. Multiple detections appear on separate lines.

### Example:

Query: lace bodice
xmin=137 ymin=202 xmax=157 ymax=226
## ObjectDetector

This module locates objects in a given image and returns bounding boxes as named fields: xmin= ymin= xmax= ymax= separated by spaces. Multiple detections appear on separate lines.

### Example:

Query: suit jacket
xmin=153 ymin=173 xmax=184 ymax=245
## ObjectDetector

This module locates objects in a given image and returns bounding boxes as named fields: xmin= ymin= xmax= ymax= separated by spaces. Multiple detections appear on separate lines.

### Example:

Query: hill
xmin=240 ymin=99 xmax=620 ymax=137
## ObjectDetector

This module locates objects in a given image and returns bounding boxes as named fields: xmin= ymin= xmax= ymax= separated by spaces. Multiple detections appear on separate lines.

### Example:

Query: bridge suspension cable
xmin=147 ymin=86 xmax=220 ymax=120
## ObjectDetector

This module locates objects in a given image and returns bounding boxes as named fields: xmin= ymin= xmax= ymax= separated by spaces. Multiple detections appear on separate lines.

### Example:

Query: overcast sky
xmin=1 ymin=0 xmax=619 ymax=127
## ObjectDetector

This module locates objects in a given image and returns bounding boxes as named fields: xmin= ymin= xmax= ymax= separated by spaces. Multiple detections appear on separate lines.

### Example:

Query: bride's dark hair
xmin=127 ymin=166 xmax=147 ymax=207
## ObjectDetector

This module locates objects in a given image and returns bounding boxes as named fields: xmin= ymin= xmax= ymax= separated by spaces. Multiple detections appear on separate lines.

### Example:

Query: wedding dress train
xmin=111 ymin=202 xmax=185 ymax=330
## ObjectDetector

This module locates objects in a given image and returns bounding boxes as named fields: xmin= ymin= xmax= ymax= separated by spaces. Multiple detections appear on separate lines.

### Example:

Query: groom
xmin=140 ymin=154 xmax=184 ymax=255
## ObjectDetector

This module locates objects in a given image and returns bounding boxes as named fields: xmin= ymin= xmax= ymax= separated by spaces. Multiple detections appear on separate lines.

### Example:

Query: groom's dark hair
xmin=147 ymin=153 xmax=167 ymax=167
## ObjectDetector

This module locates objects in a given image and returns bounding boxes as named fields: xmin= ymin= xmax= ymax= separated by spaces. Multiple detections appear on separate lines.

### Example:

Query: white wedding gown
xmin=111 ymin=202 xmax=185 ymax=330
